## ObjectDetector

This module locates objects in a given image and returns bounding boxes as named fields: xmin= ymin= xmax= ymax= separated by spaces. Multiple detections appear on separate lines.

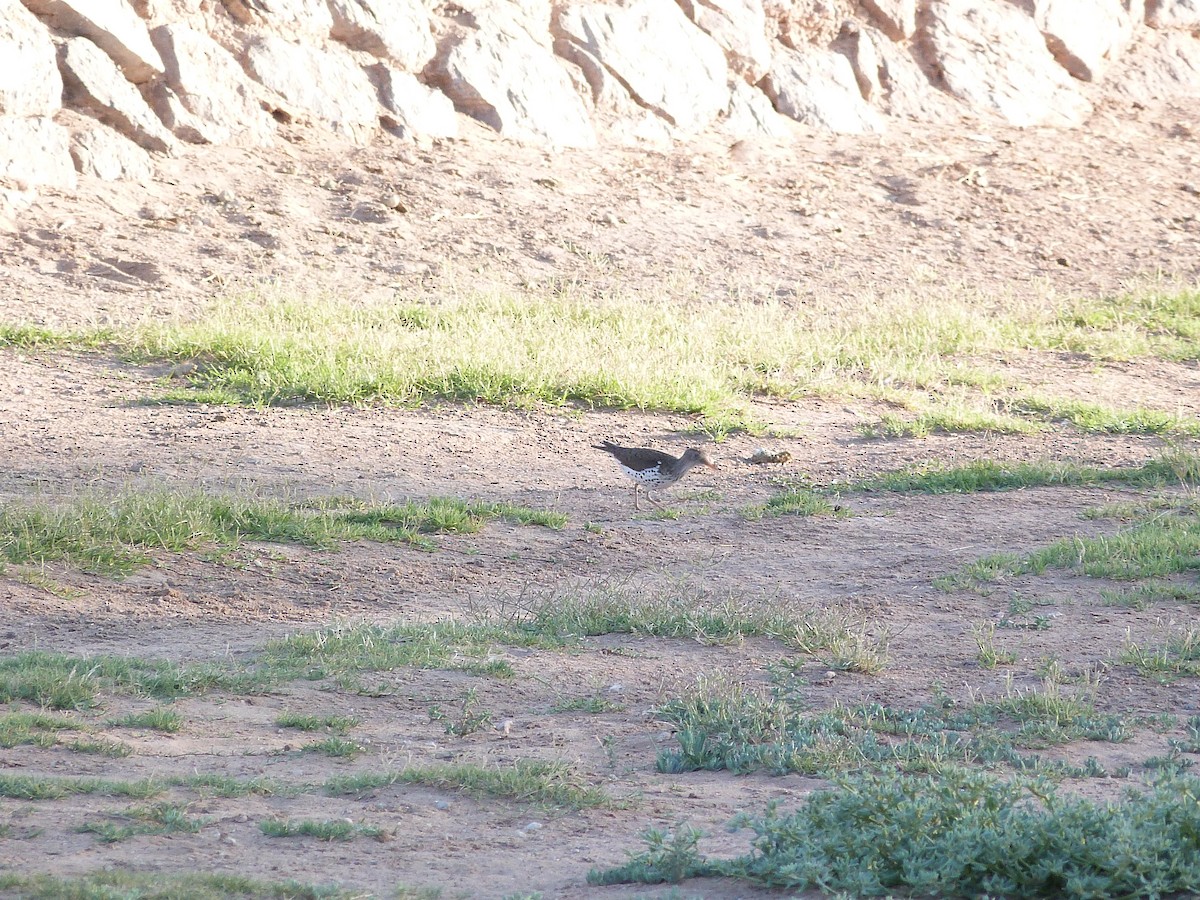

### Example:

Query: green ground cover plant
xmin=590 ymin=769 xmax=1200 ymax=896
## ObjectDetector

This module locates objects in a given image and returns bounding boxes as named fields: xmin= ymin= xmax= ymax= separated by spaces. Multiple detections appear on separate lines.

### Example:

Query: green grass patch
xmin=325 ymin=759 xmax=610 ymax=809
xmin=655 ymin=676 xmax=1129 ymax=779
xmin=0 ymin=774 xmax=162 ymax=800
xmin=0 ymin=490 xmax=564 ymax=576
xmin=78 ymin=802 xmax=204 ymax=843
xmin=111 ymin=706 xmax=182 ymax=732
xmin=1009 ymin=396 xmax=1200 ymax=435
xmin=0 ymin=650 xmax=254 ymax=709
xmin=1121 ymin=628 xmax=1200 ymax=681
xmin=8 ymin=281 xmax=1200 ymax=431
xmin=0 ymin=871 xmax=355 ymax=899
xmin=0 ymin=710 xmax=82 ymax=749
xmin=300 ymin=737 xmax=364 ymax=758
xmin=742 ymin=487 xmax=848 ymax=520
xmin=260 ymin=818 xmax=383 ymax=841
xmin=940 ymin=514 xmax=1200 ymax=589
xmin=590 ymin=769 xmax=1200 ymax=895
xmin=550 ymin=695 xmax=624 ymax=714
xmin=505 ymin=584 xmax=819 ymax=647
xmin=176 ymin=773 xmax=294 ymax=797
xmin=276 ymin=711 xmax=360 ymax=732
xmin=854 ymin=449 xmax=1200 ymax=495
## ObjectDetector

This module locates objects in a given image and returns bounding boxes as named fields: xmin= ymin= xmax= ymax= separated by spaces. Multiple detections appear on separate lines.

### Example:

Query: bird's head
xmin=682 ymin=448 xmax=718 ymax=471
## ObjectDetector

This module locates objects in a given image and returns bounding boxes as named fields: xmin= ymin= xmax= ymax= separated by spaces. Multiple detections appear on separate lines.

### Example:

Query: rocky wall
xmin=1 ymin=0 xmax=1199 ymax=205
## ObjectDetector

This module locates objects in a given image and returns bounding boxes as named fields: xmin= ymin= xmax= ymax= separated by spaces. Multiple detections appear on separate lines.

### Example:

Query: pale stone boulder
xmin=0 ymin=0 xmax=61 ymax=117
xmin=70 ymin=126 xmax=155 ymax=181
xmin=764 ymin=44 xmax=885 ymax=133
xmin=429 ymin=21 xmax=595 ymax=147
xmin=151 ymin=24 xmax=276 ymax=145
xmin=21 ymin=0 xmax=164 ymax=83
xmin=373 ymin=67 xmax=459 ymax=139
xmin=1027 ymin=0 xmax=1136 ymax=80
xmin=1113 ymin=30 xmax=1200 ymax=102
xmin=861 ymin=0 xmax=916 ymax=39
xmin=924 ymin=0 xmax=1092 ymax=126
xmin=677 ymin=0 xmax=773 ymax=82
xmin=328 ymin=0 xmax=435 ymax=71
xmin=59 ymin=37 xmax=177 ymax=154
xmin=220 ymin=0 xmax=333 ymax=36
xmin=557 ymin=0 xmax=730 ymax=133
xmin=872 ymin=29 xmax=961 ymax=122
xmin=1148 ymin=0 xmax=1200 ymax=26
xmin=0 ymin=116 xmax=77 ymax=189
xmin=244 ymin=36 xmax=380 ymax=136
xmin=721 ymin=79 xmax=792 ymax=136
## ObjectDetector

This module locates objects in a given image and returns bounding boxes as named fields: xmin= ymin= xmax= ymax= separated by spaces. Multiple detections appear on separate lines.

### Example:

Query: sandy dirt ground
xmin=1 ymin=95 xmax=1199 ymax=898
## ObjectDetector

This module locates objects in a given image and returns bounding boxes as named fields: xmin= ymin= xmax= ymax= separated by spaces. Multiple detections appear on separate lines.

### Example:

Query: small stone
xmin=434 ymin=800 xmax=450 ymax=811
xmin=606 ymin=683 xmax=623 ymax=694
xmin=382 ymin=192 xmax=406 ymax=211
xmin=217 ymin=189 xmax=237 ymax=204
xmin=318 ymin=176 xmax=338 ymax=190
xmin=522 ymin=821 xmax=543 ymax=833
xmin=1182 ymin=183 xmax=1200 ymax=196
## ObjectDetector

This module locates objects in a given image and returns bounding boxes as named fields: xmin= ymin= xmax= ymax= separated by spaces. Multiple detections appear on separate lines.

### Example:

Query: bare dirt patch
xmin=2 ymin=98 xmax=1200 ymax=898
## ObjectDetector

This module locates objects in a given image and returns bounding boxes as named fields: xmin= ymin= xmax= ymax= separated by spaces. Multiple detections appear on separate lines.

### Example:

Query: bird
xmin=592 ymin=441 xmax=717 ymax=510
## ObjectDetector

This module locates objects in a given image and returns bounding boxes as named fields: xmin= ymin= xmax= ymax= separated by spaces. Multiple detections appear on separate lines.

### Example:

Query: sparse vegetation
xmin=655 ymin=675 xmax=1129 ymax=778
xmin=0 ymin=871 xmax=357 ymax=899
xmin=0 ymin=489 xmax=564 ymax=575
xmin=275 ymin=711 xmax=361 ymax=733
xmin=261 ymin=818 xmax=383 ymax=841
xmin=6 ymin=282 xmax=1200 ymax=432
xmin=1121 ymin=627 xmax=1200 ymax=681
xmin=78 ymin=802 xmax=205 ymax=843
xmin=111 ymin=706 xmax=183 ymax=733
xmin=324 ymin=760 xmax=610 ymax=810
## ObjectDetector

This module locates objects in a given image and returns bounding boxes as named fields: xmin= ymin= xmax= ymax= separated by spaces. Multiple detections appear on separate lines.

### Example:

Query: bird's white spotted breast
xmin=621 ymin=463 xmax=664 ymax=485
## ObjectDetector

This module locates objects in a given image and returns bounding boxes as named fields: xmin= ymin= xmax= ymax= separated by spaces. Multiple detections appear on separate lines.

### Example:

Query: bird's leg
xmin=645 ymin=490 xmax=664 ymax=509
xmin=634 ymin=485 xmax=641 ymax=510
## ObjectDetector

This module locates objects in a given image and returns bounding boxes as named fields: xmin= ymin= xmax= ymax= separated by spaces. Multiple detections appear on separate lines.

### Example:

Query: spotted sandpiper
xmin=593 ymin=441 xmax=717 ymax=510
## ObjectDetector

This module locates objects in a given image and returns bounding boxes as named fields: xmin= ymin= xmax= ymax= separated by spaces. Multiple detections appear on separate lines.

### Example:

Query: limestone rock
xmin=151 ymin=24 xmax=276 ymax=145
xmin=839 ymin=20 xmax=882 ymax=100
xmin=70 ymin=125 xmax=155 ymax=181
xmin=59 ymin=37 xmax=177 ymax=154
xmin=557 ymin=0 xmax=730 ymax=132
xmin=721 ymin=79 xmax=793 ymax=136
xmin=429 ymin=21 xmax=594 ymax=147
xmin=1027 ymin=0 xmax=1137 ymax=81
xmin=1110 ymin=29 xmax=1200 ymax=102
xmin=21 ymin=0 xmax=164 ymax=83
xmin=0 ymin=0 xmax=62 ymax=117
xmin=220 ymin=0 xmax=333 ymax=36
xmin=373 ymin=67 xmax=459 ymax=139
xmin=0 ymin=116 xmax=77 ymax=189
xmin=924 ymin=0 xmax=1092 ymax=126
xmin=873 ymin=29 xmax=961 ymax=122
xmin=861 ymin=0 xmax=916 ymax=40
xmin=764 ymin=44 xmax=884 ymax=133
xmin=244 ymin=35 xmax=379 ymax=136
xmin=1148 ymin=0 xmax=1200 ymax=27
xmin=763 ymin=0 xmax=852 ymax=47
xmin=328 ymin=0 xmax=434 ymax=71
xmin=677 ymin=0 xmax=773 ymax=82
